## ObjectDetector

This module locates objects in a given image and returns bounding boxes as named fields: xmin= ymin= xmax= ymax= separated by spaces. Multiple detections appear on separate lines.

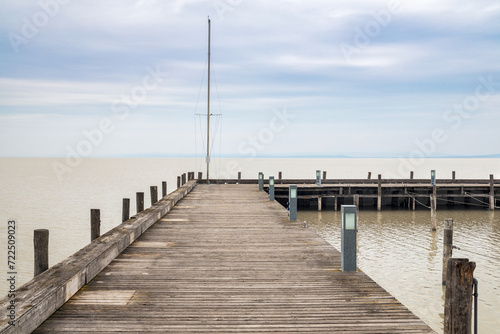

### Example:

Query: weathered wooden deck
xmin=34 ymin=184 xmax=434 ymax=333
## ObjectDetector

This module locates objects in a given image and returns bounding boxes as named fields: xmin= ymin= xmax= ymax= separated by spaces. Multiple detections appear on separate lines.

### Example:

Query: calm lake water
xmin=0 ymin=157 xmax=499 ymax=332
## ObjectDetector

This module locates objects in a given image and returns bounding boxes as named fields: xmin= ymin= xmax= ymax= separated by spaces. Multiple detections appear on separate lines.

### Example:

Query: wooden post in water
xmin=367 ymin=172 xmax=371 ymax=180
xmin=412 ymin=196 xmax=416 ymax=211
xmin=444 ymin=258 xmax=476 ymax=334
xmin=430 ymin=194 xmax=437 ymax=231
xmin=442 ymin=219 xmax=453 ymax=285
xmin=34 ymin=229 xmax=49 ymax=277
xmin=410 ymin=171 xmax=414 ymax=180
xmin=177 ymin=176 xmax=181 ymax=189
xmin=150 ymin=186 xmax=158 ymax=206
xmin=334 ymin=197 xmax=338 ymax=211
xmin=377 ymin=174 xmax=382 ymax=211
xmin=353 ymin=194 xmax=360 ymax=209
xmin=490 ymin=174 xmax=495 ymax=210
xmin=122 ymin=198 xmax=130 ymax=223
xmin=90 ymin=209 xmax=100 ymax=241
xmin=323 ymin=171 xmax=327 ymax=180
xmin=162 ymin=181 xmax=167 ymax=197
xmin=452 ymin=171 xmax=456 ymax=180
xmin=317 ymin=197 xmax=322 ymax=211
xmin=136 ymin=192 xmax=144 ymax=213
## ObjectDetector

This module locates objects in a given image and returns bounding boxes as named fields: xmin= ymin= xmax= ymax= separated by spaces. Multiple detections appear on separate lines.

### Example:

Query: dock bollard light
xmin=316 ymin=170 xmax=322 ymax=187
xmin=269 ymin=176 xmax=275 ymax=201
xmin=341 ymin=205 xmax=357 ymax=272
xmin=431 ymin=170 xmax=436 ymax=186
xmin=258 ymin=172 xmax=263 ymax=191
xmin=289 ymin=185 xmax=297 ymax=221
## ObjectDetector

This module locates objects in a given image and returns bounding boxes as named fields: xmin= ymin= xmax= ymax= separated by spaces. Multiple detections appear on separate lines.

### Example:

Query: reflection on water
xmin=299 ymin=209 xmax=500 ymax=334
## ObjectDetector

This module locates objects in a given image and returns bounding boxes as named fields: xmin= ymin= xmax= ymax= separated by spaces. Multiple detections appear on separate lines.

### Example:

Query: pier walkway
xmin=34 ymin=184 xmax=434 ymax=333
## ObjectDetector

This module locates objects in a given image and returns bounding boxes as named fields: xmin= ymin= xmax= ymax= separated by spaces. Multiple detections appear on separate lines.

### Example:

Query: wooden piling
xmin=136 ymin=192 xmax=144 ymax=213
xmin=90 ymin=209 xmax=100 ymax=241
xmin=442 ymin=219 xmax=453 ymax=285
xmin=162 ymin=181 xmax=167 ymax=197
xmin=317 ymin=196 xmax=322 ymax=211
xmin=430 ymin=194 xmax=437 ymax=231
xmin=278 ymin=171 xmax=282 ymax=180
xmin=412 ymin=197 xmax=416 ymax=211
xmin=444 ymin=258 xmax=476 ymax=334
xmin=238 ymin=172 xmax=242 ymax=180
xmin=182 ymin=173 xmax=186 ymax=185
xmin=367 ymin=172 xmax=371 ymax=180
xmin=177 ymin=176 xmax=181 ymax=189
xmin=410 ymin=171 xmax=414 ymax=180
xmin=490 ymin=174 xmax=495 ymax=210
xmin=377 ymin=174 xmax=382 ymax=211
xmin=452 ymin=171 xmax=456 ymax=180
xmin=122 ymin=198 xmax=130 ymax=223
xmin=198 ymin=172 xmax=203 ymax=180
xmin=189 ymin=172 xmax=195 ymax=181
xmin=150 ymin=186 xmax=158 ymax=206
xmin=322 ymin=171 xmax=327 ymax=180
xmin=33 ymin=229 xmax=49 ymax=277
xmin=353 ymin=194 xmax=360 ymax=208
xmin=334 ymin=197 xmax=338 ymax=211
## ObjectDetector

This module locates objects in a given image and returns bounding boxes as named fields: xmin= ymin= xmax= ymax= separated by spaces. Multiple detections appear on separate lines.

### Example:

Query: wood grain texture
xmin=34 ymin=184 xmax=435 ymax=333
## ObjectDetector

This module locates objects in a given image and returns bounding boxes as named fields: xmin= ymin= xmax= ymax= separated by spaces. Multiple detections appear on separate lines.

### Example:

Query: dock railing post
xmin=122 ymin=198 xmax=130 ymax=223
xmin=258 ymin=172 xmax=264 ymax=191
xmin=377 ymin=174 xmax=382 ymax=211
xmin=162 ymin=181 xmax=167 ymax=197
xmin=430 ymin=194 xmax=437 ymax=231
xmin=442 ymin=219 xmax=453 ymax=285
xmin=150 ymin=186 xmax=158 ymax=206
xmin=269 ymin=176 xmax=275 ymax=201
xmin=278 ymin=171 xmax=282 ymax=180
xmin=136 ymin=192 xmax=144 ymax=213
xmin=177 ymin=176 xmax=181 ymax=189
xmin=444 ymin=258 xmax=476 ymax=334
xmin=182 ymin=173 xmax=186 ymax=185
xmin=367 ymin=172 xmax=371 ymax=180
xmin=198 ymin=172 xmax=203 ymax=181
xmin=34 ymin=229 xmax=49 ymax=277
xmin=238 ymin=172 xmax=242 ymax=180
xmin=452 ymin=171 xmax=456 ymax=180
xmin=341 ymin=205 xmax=357 ymax=272
xmin=90 ymin=209 xmax=100 ymax=241
xmin=289 ymin=185 xmax=297 ymax=221
xmin=322 ymin=171 xmax=327 ymax=181
xmin=410 ymin=171 xmax=414 ymax=180
xmin=490 ymin=174 xmax=495 ymax=210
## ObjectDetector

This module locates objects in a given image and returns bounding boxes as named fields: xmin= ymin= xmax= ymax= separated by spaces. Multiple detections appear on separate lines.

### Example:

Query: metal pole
xmin=206 ymin=17 xmax=211 ymax=182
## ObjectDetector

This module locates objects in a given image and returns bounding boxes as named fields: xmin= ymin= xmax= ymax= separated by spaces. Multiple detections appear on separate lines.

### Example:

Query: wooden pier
xmin=27 ymin=183 xmax=433 ymax=333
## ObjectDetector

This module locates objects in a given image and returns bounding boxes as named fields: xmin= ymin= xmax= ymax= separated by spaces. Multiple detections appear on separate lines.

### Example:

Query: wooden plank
xmin=33 ymin=184 xmax=434 ymax=333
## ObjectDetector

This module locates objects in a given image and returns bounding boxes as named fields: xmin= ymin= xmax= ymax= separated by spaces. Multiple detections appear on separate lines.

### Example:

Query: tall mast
xmin=206 ymin=17 xmax=211 ymax=182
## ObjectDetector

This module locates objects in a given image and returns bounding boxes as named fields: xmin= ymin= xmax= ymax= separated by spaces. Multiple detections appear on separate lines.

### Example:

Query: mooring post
xmin=182 ymin=173 xmax=186 ymax=185
xmin=150 ymin=186 xmax=158 ymax=206
xmin=162 ymin=181 xmax=167 ymax=197
xmin=317 ymin=196 xmax=322 ymax=211
xmin=322 ymin=171 xmax=327 ymax=181
xmin=442 ymin=218 xmax=453 ymax=285
xmin=289 ymin=185 xmax=297 ymax=221
xmin=278 ymin=171 xmax=282 ymax=180
xmin=452 ymin=171 xmax=456 ymax=180
xmin=238 ymin=171 xmax=242 ymax=180
xmin=177 ymin=176 xmax=181 ymax=189
xmin=490 ymin=174 xmax=495 ymax=210
xmin=410 ymin=171 xmax=414 ymax=180
xmin=377 ymin=174 xmax=382 ymax=211
xmin=136 ymin=192 xmax=144 ymax=213
xmin=412 ymin=196 xmax=416 ymax=211
xmin=430 ymin=194 xmax=437 ymax=231
xmin=198 ymin=172 xmax=203 ymax=180
xmin=341 ymin=205 xmax=357 ymax=272
xmin=367 ymin=172 xmax=371 ymax=180
xmin=353 ymin=194 xmax=360 ymax=208
xmin=122 ymin=198 xmax=130 ymax=223
xmin=269 ymin=176 xmax=275 ymax=201
xmin=90 ymin=209 xmax=100 ymax=241
xmin=334 ymin=197 xmax=338 ymax=211
xmin=444 ymin=258 xmax=476 ymax=334
xmin=34 ymin=229 xmax=49 ymax=277
xmin=258 ymin=172 xmax=264 ymax=191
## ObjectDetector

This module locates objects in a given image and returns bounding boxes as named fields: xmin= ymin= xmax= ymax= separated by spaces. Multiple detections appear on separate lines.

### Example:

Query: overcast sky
xmin=1 ymin=0 xmax=500 ymax=158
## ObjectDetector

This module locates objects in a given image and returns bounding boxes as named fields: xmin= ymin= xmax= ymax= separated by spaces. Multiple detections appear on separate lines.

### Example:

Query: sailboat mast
xmin=206 ymin=17 xmax=211 ymax=182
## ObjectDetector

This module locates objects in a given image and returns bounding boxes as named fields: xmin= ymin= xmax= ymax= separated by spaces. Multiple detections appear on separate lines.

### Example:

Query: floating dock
xmin=23 ymin=183 xmax=434 ymax=333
